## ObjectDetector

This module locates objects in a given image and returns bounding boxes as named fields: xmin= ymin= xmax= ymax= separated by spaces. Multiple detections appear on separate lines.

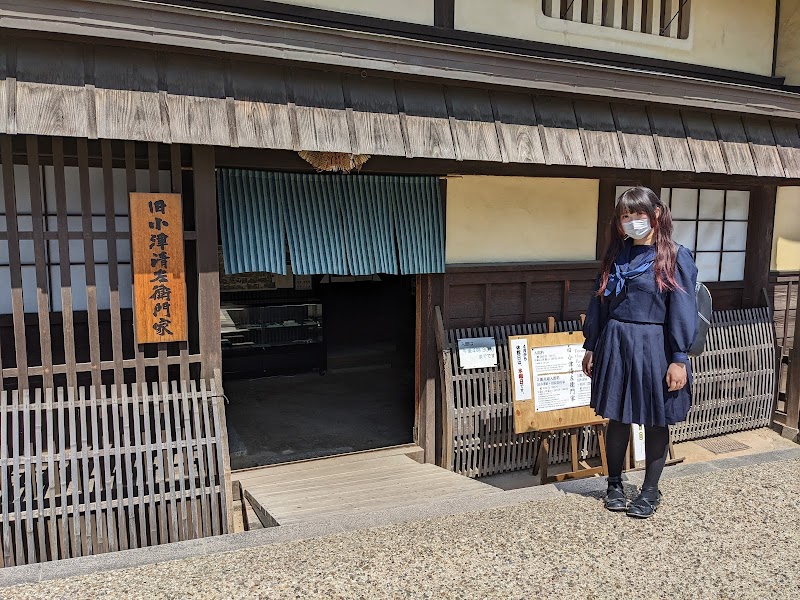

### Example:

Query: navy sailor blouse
xmin=582 ymin=241 xmax=699 ymax=365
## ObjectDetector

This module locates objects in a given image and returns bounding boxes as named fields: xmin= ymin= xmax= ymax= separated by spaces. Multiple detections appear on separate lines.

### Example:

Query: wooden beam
xmin=434 ymin=0 xmax=455 ymax=28
xmin=191 ymin=146 xmax=222 ymax=387
xmin=743 ymin=186 xmax=777 ymax=308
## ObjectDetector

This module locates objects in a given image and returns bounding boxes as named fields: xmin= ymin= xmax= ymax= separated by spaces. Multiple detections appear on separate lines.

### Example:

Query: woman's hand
xmin=666 ymin=362 xmax=687 ymax=391
xmin=582 ymin=351 xmax=593 ymax=377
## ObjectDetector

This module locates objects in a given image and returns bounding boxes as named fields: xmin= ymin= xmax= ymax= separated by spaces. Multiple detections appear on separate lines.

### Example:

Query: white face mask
xmin=622 ymin=218 xmax=652 ymax=240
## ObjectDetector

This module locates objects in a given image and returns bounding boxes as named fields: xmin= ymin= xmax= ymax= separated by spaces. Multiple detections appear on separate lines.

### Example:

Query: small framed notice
xmin=509 ymin=330 xmax=599 ymax=433
xmin=457 ymin=337 xmax=498 ymax=369
xmin=130 ymin=192 xmax=188 ymax=344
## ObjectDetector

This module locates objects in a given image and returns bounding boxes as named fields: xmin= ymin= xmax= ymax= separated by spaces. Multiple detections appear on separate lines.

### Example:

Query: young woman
xmin=582 ymin=186 xmax=698 ymax=519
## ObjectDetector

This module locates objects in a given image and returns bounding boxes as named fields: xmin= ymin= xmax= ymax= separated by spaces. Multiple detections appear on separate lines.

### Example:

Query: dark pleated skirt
xmin=591 ymin=318 xmax=692 ymax=426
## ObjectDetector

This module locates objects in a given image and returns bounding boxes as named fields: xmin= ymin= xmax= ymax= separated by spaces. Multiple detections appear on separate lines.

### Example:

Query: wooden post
xmin=785 ymin=298 xmax=800 ymax=439
xmin=743 ymin=186 xmax=777 ymax=309
xmin=434 ymin=0 xmax=455 ymax=28
xmin=597 ymin=179 xmax=617 ymax=259
xmin=417 ymin=274 xmax=445 ymax=464
xmin=192 ymin=146 xmax=222 ymax=388
xmin=434 ymin=306 xmax=455 ymax=470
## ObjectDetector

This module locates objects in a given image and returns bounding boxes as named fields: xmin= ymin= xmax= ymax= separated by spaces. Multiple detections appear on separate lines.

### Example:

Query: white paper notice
xmin=457 ymin=337 xmax=498 ymax=369
xmin=631 ymin=424 xmax=646 ymax=462
xmin=511 ymin=338 xmax=532 ymax=401
xmin=531 ymin=343 xmax=591 ymax=412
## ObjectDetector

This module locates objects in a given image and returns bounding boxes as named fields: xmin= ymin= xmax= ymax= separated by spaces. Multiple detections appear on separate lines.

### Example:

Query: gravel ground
xmin=4 ymin=458 xmax=800 ymax=600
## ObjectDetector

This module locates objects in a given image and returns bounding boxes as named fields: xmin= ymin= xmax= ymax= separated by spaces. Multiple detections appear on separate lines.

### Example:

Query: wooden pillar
xmin=596 ymin=179 xmax=617 ymax=259
xmin=191 ymin=146 xmax=222 ymax=388
xmin=434 ymin=0 xmax=455 ymax=28
xmin=416 ymin=274 xmax=445 ymax=464
xmin=786 ymin=301 xmax=800 ymax=438
xmin=743 ymin=186 xmax=777 ymax=309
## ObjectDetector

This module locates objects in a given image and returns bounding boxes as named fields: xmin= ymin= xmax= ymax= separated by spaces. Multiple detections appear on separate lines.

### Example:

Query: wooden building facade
xmin=1 ymin=0 xmax=800 ymax=563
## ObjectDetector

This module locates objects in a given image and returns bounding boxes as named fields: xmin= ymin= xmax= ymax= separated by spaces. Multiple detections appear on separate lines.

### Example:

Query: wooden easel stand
xmin=533 ymin=419 xmax=609 ymax=485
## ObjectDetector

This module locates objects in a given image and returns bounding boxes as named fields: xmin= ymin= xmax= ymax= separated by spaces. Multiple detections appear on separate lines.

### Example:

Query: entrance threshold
xmin=233 ymin=445 xmax=498 ymax=528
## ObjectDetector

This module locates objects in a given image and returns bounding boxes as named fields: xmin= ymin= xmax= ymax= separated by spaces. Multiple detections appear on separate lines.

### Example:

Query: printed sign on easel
xmin=509 ymin=329 xmax=600 ymax=433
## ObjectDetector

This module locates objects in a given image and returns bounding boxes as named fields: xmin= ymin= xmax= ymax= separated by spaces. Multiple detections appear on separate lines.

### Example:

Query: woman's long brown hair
xmin=596 ymin=186 xmax=680 ymax=297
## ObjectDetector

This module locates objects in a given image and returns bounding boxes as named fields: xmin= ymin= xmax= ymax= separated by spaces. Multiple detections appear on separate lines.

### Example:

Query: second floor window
xmin=543 ymin=0 xmax=691 ymax=39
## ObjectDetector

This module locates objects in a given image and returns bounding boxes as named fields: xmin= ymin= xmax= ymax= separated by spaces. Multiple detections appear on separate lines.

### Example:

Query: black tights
xmin=605 ymin=419 xmax=669 ymax=490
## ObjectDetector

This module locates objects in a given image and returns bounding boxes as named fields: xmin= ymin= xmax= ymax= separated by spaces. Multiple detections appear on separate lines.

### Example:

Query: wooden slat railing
xmin=0 ymin=379 xmax=231 ymax=567
xmin=543 ymin=0 xmax=689 ymax=39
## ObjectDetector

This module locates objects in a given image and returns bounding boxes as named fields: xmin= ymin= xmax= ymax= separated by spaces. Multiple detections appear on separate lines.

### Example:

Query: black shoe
xmin=626 ymin=487 xmax=662 ymax=519
xmin=604 ymin=476 xmax=627 ymax=512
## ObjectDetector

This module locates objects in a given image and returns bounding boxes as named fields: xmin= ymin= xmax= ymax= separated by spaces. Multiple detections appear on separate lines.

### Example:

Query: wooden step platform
xmin=234 ymin=445 xmax=498 ymax=527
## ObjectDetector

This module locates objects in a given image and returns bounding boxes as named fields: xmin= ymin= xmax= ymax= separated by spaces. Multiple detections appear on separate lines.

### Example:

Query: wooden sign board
xmin=130 ymin=193 xmax=188 ymax=344
xmin=509 ymin=330 xmax=599 ymax=433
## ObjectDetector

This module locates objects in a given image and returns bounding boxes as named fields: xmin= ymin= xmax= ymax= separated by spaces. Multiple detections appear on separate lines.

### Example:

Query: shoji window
xmin=0 ymin=163 xmax=169 ymax=314
xmin=615 ymin=186 xmax=750 ymax=282
xmin=665 ymin=188 xmax=749 ymax=282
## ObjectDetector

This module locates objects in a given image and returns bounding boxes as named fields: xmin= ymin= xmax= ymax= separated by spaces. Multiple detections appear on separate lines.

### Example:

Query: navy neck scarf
xmin=604 ymin=242 xmax=655 ymax=297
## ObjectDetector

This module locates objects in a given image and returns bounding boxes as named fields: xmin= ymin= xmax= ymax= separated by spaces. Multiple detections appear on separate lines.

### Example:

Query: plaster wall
xmin=777 ymin=0 xmax=800 ymax=85
xmin=455 ymin=0 xmax=776 ymax=76
xmin=773 ymin=187 xmax=800 ymax=271
xmin=445 ymin=176 xmax=598 ymax=264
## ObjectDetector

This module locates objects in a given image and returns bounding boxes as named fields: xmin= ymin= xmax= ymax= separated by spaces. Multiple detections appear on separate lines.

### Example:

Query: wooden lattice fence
xmin=437 ymin=308 xmax=776 ymax=478
xmin=671 ymin=308 xmax=775 ymax=442
xmin=0 ymin=379 xmax=231 ymax=567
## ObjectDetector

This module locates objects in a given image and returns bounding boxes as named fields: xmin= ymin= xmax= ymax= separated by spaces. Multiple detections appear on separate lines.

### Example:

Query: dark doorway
xmin=222 ymin=275 xmax=417 ymax=469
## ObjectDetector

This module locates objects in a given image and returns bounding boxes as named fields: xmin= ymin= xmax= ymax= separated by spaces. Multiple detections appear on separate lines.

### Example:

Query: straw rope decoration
xmin=298 ymin=151 xmax=370 ymax=173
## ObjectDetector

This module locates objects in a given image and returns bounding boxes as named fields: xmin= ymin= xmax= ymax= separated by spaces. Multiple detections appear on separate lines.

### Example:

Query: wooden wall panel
xmin=566 ymin=280 xmax=596 ymax=319
xmin=488 ymin=282 xmax=525 ymax=325
xmin=446 ymin=284 xmax=485 ymax=329
xmin=714 ymin=113 xmax=757 ymax=176
xmin=574 ymin=100 xmax=624 ymax=168
xmin=15 ymin=83 xmax=89 ymax=139
xmin=442 ymin=264 xmax=598 ymax=330
xmin=490 ymin=90 xmax=546 ymax=165
xmin=611 ymin=103 xmax=660 ymax=170
xmin=533 ymin=96 xmax=586 ymax=166
xmin=95 ymin=89 xmax=163 ymax=143
xmin=347 ymin=76 xmax=405 ymax=157
xmin=649 ymin=106 xmax=694 ymax=172
xmin=441 ymin=263 xmax=747 ymax=333
xmin=682 ymin=110 xmax=727 ymax=174
xmin=447 ymin=87 xmax=503 ymax=163
xmin=527 ymin=281 xmax=564 ymax=322
xmin=742 ymin=118 xmax=785 ymax=178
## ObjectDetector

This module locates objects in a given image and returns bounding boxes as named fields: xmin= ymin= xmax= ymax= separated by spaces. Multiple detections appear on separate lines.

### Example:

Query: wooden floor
xmin=234 ymin=445 xmax=499 ymax=527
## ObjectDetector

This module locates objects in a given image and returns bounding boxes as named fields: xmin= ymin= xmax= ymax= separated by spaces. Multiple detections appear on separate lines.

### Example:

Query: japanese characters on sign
xmin=457 ymin=337 xmax=498 ymax=369
xmin=530 ymin=343 xmax=591 ymax=413
xmin=130 ymin=193 xmax=187 ymax=344
xmin=510 ymin=338 xmax=532 ymax=401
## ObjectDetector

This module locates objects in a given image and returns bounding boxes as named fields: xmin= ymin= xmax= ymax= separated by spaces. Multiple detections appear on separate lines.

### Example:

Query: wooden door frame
xmin=415 ymin=273 xmax=445 ymax=464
